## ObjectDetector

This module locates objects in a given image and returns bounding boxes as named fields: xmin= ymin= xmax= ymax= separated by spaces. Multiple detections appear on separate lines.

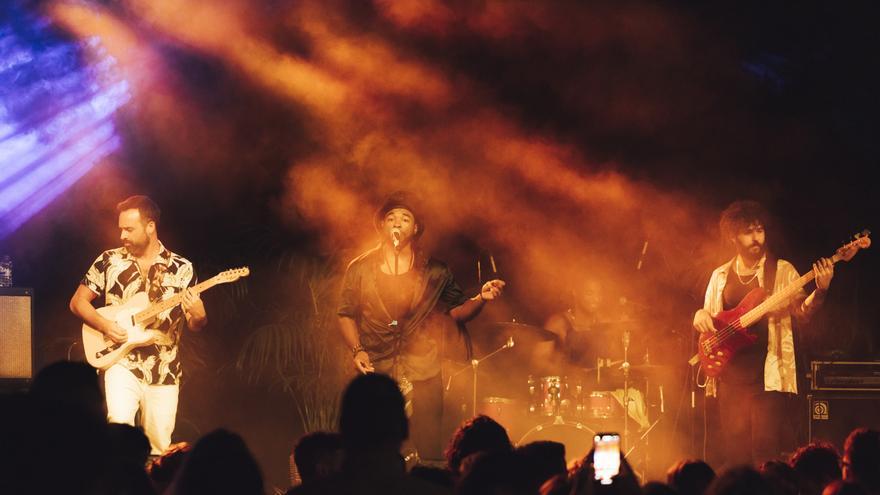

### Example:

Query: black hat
xmin=373 ymin=190 xmax=424 ymax=237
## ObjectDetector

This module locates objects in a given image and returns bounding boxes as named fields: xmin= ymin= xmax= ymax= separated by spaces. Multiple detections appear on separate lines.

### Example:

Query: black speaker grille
xmin=809 ymin=394 xmax=880 ymax=451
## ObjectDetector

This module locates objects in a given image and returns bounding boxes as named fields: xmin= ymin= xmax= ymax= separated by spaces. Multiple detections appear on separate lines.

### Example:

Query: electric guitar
xmin=82 ymin=267 xmax=249 ymax=369
xmin=688 ymin=231 xmax=870 ymax=378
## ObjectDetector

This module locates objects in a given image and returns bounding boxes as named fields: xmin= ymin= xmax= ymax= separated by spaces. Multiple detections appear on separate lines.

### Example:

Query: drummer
xmin=544 ymin=277 xmax=612 ymax=367
xmin=541 ymin=277 xmax=650 ymax=429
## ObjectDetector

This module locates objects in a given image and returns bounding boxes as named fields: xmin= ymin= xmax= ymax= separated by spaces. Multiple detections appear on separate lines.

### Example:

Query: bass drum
xmin=516 ymin=420 xmax=597 ymax=465
xmin=479 ymin=396 xmax=527 ymax=440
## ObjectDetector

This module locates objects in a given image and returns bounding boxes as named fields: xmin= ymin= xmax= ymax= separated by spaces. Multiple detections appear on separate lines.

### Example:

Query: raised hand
xmin=480 ymin=279 xmax=506 ymax=301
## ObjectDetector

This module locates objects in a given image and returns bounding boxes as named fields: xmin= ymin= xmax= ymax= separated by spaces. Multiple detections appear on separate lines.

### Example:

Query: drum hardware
xmin=491 ymin=321 xmax=559 ymax=343
xmin=528 ymin=375 xmax=582 ymax=417
xmin=623 ymin=418 xmax=661 ymax=459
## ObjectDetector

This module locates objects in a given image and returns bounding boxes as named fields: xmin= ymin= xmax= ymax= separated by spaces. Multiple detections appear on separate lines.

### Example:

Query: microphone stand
xmin=622 ymin=327 xmax=631 ymax=454
xmin=390 ymin=236 xmax=404 ymax=398
xmin=446 ymin=337 xmax=514 ymax=417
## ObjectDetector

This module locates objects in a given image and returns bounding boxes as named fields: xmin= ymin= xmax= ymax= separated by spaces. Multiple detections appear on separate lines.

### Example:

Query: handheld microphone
xmin=391 ymin=228 xmax=401 ymax=249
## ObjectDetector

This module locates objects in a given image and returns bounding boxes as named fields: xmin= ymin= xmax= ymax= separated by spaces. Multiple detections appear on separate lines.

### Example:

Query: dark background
xmin=2 ymin=0 xmax=878 ymax=488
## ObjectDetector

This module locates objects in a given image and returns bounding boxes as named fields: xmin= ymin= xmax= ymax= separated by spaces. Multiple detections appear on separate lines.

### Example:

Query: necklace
xmin=735 ymin=256 xmax=762 ymax=286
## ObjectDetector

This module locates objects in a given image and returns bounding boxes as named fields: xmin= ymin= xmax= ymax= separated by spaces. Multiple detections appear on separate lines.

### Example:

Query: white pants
xmin=104 ymin=364 xmax=179 ymax=455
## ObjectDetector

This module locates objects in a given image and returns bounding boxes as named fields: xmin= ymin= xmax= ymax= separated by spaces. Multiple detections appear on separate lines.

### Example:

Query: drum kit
xmin=453 ymin=316 xmax=669 ymax=466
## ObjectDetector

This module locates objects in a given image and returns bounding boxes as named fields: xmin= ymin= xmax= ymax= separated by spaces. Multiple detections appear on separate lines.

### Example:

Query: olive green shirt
xmin=338 ymin=246 xmax=469 ymax=381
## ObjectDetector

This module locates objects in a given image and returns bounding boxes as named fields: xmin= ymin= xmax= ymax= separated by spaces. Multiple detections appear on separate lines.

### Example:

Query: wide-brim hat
xmin=373 ymin=190 xmax=424 ymax=238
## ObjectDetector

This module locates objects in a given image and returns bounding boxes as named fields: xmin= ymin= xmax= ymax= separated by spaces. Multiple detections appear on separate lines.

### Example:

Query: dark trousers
xmin=409 ymin=374 xmax=443 ymax=460
xmin=718 ymin=382 xmax=798 ymax=467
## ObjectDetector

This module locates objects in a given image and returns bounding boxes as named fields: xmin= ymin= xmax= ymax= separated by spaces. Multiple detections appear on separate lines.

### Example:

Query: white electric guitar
xmin=82 ymin=267 xmax=249 ymax=369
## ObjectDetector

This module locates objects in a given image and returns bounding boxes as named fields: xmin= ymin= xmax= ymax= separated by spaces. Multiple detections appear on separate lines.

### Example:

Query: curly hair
xmin=444 ymin=415 xmax=512 ymax=476
xmin=719 ymin=200 xmax=769 ymax=241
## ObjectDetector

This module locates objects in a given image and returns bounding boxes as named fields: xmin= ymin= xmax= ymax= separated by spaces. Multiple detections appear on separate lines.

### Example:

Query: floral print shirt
xmin=81 ymin=243 xmax=196 ymax=385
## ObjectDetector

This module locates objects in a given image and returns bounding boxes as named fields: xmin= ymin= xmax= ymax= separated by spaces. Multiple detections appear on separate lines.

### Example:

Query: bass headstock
xmin=834 ymin=230 xmax=871 ymax=263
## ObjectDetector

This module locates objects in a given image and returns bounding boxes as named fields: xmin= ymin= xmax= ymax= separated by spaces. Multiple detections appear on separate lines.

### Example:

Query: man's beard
xmin=124 ymin=240 xmax=148 ymax=256
xmin=743 ymin=242 xmax=765 ymax=259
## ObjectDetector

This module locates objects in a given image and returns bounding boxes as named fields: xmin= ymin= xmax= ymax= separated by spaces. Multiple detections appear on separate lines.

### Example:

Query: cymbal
xmin=580 ymin=363 xmax=670 ymax=374
xmin=625 ymin=364 xmax=672 ymax=374
xmin=490 ymin=321 xmax=559 ymax=342
xmin=576 ymin=319 xmax=640 ymax=331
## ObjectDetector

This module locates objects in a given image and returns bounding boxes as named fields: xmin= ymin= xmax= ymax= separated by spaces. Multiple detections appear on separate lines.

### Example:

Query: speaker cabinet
xmin=0 ymin=288 xmax=33 ymax=384
xmin=809 ymin=393 xmax=880 ymax=451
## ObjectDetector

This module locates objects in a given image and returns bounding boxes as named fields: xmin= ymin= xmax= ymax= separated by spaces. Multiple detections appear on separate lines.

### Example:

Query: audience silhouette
xmin=6 ymin=360 xmax=880 ymax=495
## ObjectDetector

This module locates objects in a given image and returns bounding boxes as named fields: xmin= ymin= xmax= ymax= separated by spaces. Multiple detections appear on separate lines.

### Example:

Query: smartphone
xmin=593 ymin=432 xmax=621 ymax=485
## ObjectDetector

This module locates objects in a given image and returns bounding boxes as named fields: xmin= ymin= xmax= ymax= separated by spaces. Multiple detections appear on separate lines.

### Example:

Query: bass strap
xmin=764 ymin=252 xmax=778 ymax=294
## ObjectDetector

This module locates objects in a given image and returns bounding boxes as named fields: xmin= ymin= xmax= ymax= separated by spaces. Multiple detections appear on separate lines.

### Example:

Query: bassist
xmin=692 ymin=200 xmax=833 ymax=465
xmin=69 ymin=195 xmax=207 ymax=455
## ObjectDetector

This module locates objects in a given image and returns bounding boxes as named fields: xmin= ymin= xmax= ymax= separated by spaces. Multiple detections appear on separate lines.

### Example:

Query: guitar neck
xmin=739 ymin=253 xmax=842 ymax=327
xmin=132 ymin=277 xmax=220 ymax=324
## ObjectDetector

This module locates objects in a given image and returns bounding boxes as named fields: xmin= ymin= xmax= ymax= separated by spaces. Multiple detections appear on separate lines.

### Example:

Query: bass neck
xmin=739 ymin=248 xmax=849 ymax=327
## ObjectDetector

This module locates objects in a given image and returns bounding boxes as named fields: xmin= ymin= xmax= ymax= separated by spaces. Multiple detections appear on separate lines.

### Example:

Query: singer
xmin=337 ymin=191 xmax=505 ymax=459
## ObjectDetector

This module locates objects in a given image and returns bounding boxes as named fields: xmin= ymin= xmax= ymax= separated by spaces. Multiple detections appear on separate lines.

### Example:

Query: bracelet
xmin=351 ymin=344 xmax=365 ymax=357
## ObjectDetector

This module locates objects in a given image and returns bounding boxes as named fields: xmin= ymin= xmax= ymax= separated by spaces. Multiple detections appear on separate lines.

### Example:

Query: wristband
xmin=352 ymin=344 xmax=365 ymax=357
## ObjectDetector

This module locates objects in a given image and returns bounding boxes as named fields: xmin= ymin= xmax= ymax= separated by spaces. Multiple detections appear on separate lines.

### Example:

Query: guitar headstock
xmin=215 ymin=267 xmax=251 ymax=283
xmin=834 ymin=230 xmax=871 ymax=262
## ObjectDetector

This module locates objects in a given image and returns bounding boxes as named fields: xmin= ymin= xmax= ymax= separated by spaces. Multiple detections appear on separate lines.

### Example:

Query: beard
xmin=124 ymin=239 xmax=148 ymax=256
xmin=742 ymin=241 xmax=765 ymax=260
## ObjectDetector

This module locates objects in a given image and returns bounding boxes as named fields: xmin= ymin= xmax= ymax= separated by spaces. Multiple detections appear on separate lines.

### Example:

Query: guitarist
xmin=692 ymin=200 xmax=834 ymax=466
xmin=69 ymin=195 xmax=207 ymax=455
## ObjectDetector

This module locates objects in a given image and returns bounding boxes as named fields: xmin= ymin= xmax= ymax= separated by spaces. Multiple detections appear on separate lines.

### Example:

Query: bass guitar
xmin=688 ymin=231 xmax=870 ymax=377
xmin=82 ymin=267 xmax=249 ymax=369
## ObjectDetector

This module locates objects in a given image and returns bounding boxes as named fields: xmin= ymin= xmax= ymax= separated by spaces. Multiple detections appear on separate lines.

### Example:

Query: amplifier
xmin=0 ymin=288 xmax=33 ymax=388
xmin=809 ymin=394 xmax=880 ymax=451
xmin=810 ymin=361 xmax=880 ymax=391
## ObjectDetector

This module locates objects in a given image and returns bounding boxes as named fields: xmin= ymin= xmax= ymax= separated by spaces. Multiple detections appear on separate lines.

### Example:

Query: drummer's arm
xmin=543 ymin=314 xmax=569 ymax=344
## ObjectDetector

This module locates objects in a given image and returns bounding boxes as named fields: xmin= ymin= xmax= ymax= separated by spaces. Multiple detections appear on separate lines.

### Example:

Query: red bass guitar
xmin=688 ymin=231 xmax=871 ymax=378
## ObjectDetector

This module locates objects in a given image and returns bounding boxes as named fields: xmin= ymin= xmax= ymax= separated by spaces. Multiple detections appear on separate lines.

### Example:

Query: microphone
xmin=391 ymin=228 xmax=401 ymax=249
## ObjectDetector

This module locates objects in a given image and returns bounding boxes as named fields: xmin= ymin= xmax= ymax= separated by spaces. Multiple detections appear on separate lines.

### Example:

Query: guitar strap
xmin=763 ymin=253 xmax=778 ymax=294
